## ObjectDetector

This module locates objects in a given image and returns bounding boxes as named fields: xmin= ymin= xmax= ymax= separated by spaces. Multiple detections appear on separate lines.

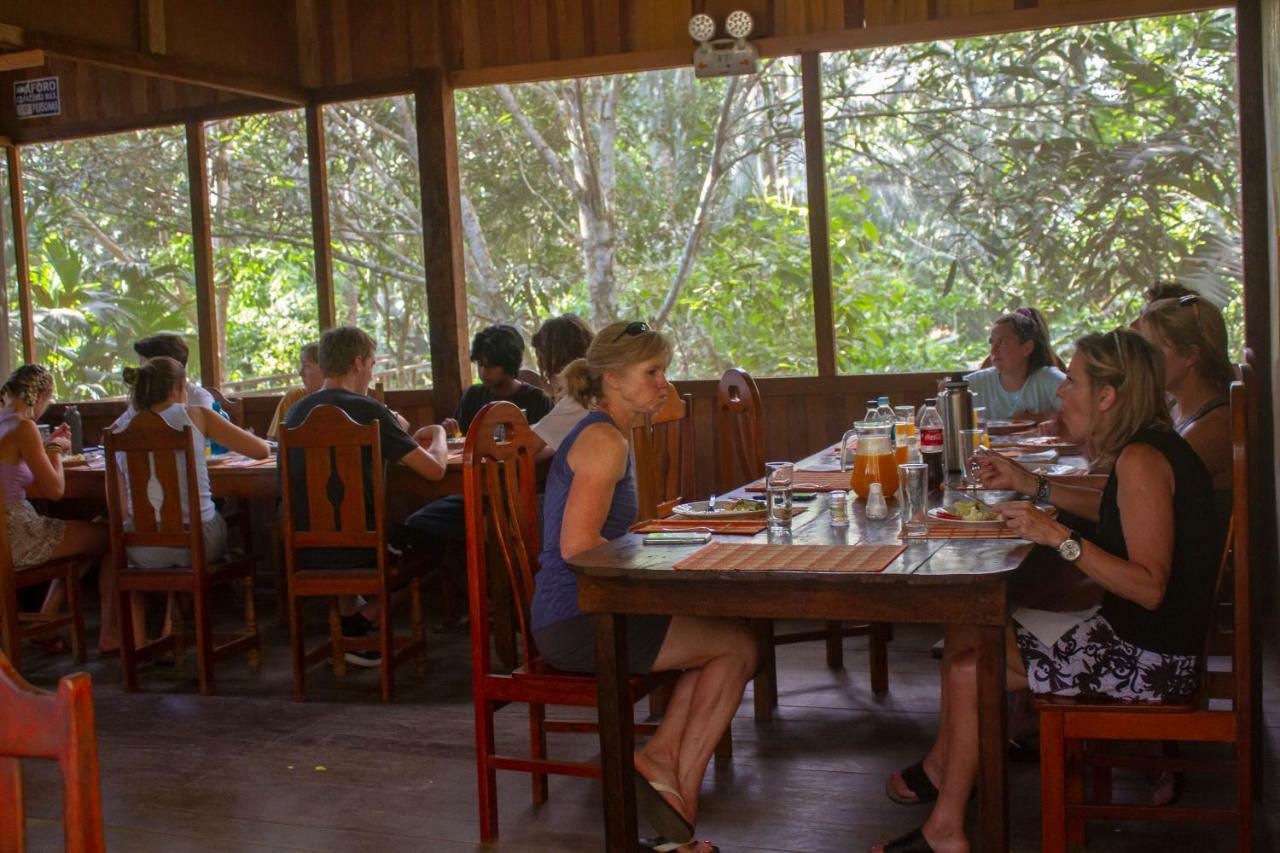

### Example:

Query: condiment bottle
xmin=829 ymin=490 xmax=849 ymax=527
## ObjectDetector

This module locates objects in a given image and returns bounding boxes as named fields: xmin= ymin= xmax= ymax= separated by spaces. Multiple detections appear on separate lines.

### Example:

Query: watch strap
xmin=1034 ymin=474 xmax=1051 ymax=504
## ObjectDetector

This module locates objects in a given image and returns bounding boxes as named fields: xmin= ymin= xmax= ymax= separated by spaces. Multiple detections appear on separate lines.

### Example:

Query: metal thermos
xmin=940 ymin=376 xmax=975 ymax=473
xmin=64 ymin=405 xmax=84 ymax=454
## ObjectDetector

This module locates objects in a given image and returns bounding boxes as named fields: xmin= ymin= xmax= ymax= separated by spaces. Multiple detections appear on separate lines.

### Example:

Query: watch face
xmin=1059 ymin=538 xmax=1082 ymax=561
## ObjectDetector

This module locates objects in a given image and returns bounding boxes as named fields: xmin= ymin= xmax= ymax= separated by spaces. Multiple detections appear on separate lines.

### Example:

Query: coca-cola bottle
xmin=918 ymin=397 xmax=945 ymax=492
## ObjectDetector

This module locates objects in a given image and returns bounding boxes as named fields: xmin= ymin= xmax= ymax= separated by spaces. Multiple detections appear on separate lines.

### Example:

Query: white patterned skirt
xmin=5 ymin=499 xmax=67 ymax=568
xmin=1013 ymin=613 xmax=1199 ymax=702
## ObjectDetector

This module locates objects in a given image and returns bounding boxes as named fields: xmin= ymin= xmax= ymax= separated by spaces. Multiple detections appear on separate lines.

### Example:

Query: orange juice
xmin=850 ymin=434 xmax=899 ymax=499
xmin=895 ymin=443 xmax=910 ymax=466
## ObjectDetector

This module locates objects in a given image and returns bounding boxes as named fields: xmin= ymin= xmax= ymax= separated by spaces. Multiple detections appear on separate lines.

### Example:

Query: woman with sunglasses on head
xmin=877 ymin=330 xmax=1221 ymax=853
xmin=532 ymin=321 xmax=755 ymax=853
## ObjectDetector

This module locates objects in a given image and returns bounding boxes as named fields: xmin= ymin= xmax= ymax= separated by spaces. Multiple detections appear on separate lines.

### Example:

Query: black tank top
xmin=1095 ymin=428 xmax=1220 ymax=656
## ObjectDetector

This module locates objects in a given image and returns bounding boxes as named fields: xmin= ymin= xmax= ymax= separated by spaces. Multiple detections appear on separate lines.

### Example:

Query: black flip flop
xmin=645 ymin=839 xmax=720 ymax=853
xmin=885 ymin=760 xmax=938 ymax=805
xmin=880 ymin=827 xmax=936 ymax=853
xmin=633 ymin=769 xmax=693 ymax=846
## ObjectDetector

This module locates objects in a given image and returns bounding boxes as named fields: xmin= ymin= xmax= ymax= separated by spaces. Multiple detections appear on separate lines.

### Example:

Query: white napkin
xmin=1012 ymin=606 xmax=1099 ymax=648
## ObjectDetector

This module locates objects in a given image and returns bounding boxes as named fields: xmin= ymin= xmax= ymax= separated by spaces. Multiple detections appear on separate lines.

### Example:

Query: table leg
xmin=975 ymin=623 xmax=1008 ymax=853
xmin=751 ymin=619 xmax=776 ymax=722
xmin=594 ymin=612 xmax=637 ymax=852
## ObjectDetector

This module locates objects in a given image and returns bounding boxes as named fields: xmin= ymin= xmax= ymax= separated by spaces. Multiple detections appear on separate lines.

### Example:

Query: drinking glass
xmin=765 ymin=461 xmax=794 ymax=532
xmin=973 ymin=405 xmax=988 ymax=429
xmin=37 ymin=423 xmax=52 ymax=441
xmin=898 ymin=463 xmax=929 ymax=536
xmin=960 ymin=428 xmax=989 ymax=486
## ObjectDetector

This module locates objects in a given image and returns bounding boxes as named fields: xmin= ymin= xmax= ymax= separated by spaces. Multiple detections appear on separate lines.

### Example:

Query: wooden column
xmin=414 ymin=68 xmax=470 ymax=415
xmin=305 ymin=104 xmax=336 ymax=330
xmin=6 ymin=146 xmax=35 ymax=364
xmin=801 ymin=52 xmax=837 ymax=377
xmin=0 ymin=149 xmax=10 ymax=378
xmin=184 ymin=121 xmax=221 ymax=390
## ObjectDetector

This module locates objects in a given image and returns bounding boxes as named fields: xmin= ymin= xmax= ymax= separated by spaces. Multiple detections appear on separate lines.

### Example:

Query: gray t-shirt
xmin=964 ymin=365 xmax=1065 ymax=421
xmin=532 ymin=395 xmax=589 ymax=452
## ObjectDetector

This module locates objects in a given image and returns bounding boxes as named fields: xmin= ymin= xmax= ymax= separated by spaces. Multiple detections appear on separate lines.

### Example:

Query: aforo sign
xmin=14 ymin=76 xmax=61 ymax=119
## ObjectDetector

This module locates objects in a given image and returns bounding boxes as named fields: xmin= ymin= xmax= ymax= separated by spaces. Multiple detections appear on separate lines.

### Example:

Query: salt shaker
xmin=828 ymin=490 xmax=849 ymax=527
xmin=865 ymin=482 xmax=888 ymax=519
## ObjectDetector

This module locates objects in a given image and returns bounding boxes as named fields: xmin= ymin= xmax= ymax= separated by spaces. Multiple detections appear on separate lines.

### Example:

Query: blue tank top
xmin=531 ymin=411 xmax=637 ymax=631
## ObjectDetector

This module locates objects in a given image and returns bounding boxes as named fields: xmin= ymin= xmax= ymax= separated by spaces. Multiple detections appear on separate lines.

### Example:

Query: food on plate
xmin=951 ymin=499 xmax=999 ymax=522
xmin=720 ymin=498 xmax=765 ymax=513
xmin=60 ymin=453 xmax=86 ymax=465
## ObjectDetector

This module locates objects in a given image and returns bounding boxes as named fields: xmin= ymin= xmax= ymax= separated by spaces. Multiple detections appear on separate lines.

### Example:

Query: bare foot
xmin=634 ymin=749 xmax=693 ymax=825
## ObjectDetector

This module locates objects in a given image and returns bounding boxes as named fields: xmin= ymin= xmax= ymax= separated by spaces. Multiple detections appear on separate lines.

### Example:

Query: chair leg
xmin=379 ymin=592 xmax=394 ymax=703
xmin=0 ymin=576 xmax=20 ymax=673
xmin=476 ymin=698 xmax=499 ymax=842
xmin=244 ymin=577 xmax=260 ymax=672
xmin=752 ymin=619 xmax=777 ymax=722
xmin=1089 ymin=741 xmax=1112 ymax=805
xmin=170 ymin=593 xmax=186 ymax=675
xmin=193 ymin=583 xmax=215 ymax=696
xmin=0 ymin=755 xmax=25 ymax=842
xmin=1237 ymin=738 xmax=1253 ymax=852
xmin=118 ymin=587 xmax=138 ymax=692
xmin=1066 ymin=737 xmax=1086 ymax=849
xmin=868 ymin=623 xmax=889 ymax=695
xmin=1039 ymin=710 xmax=1067 ymax=853
xmin=328 ymin=598 xmax=345 ymax=677
xmin=411 ymin=579 xmax=426 ymax=677
xmin=714 ymin=725 xmax=733 ymax=760
xmin=530 ymin=702 xmax=548 ymax=803
xmin=825 ymin=620 xmax=844 ymax=669
xmin=66 ymin=562 xmax=86 ymax=664
xmin=289 ymin=593 xmax=306 ymax=702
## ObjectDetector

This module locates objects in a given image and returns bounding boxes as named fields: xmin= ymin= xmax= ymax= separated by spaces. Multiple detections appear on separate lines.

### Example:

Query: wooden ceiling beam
xmin=0 ymin=49 xmax=44 ymax=73
xmin=0 ymin=23 xmax=307 ymax=105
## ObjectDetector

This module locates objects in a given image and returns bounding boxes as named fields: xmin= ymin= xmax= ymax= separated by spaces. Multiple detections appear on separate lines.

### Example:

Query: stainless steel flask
xmin=940 ymin=377 xmax=975 ymax=473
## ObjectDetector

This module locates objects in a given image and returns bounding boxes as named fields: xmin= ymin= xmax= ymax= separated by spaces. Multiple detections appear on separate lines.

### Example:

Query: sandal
xmin=877 ymin=827 xmax=936 ymax=853
xmin=648 ymin=839 xmax=719 ymax=853
xmin=634 ymin=769 xmax=693 ymax=847
xmin=886 ymin=760 xmax=938 ymax=805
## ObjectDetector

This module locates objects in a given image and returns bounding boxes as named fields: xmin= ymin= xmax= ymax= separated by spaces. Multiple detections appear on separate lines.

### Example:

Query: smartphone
xmin=792 ymin=490 xmax=818 ymax=502
xmin=643 ymin=531 xmax=712 ymax=545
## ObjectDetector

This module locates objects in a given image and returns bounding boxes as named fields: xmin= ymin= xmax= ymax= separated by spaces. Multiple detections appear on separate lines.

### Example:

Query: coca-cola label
xmin=920 ymin=428 xmax=944 ymax=449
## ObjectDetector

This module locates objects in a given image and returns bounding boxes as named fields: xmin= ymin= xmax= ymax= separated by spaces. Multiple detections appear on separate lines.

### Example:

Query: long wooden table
xmin=569 ymin=447 xmax=1042 ymax=852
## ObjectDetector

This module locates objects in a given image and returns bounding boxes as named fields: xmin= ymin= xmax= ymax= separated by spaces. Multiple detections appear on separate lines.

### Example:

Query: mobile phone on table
xmin=643 ymin=531 xmax=712 ymax=546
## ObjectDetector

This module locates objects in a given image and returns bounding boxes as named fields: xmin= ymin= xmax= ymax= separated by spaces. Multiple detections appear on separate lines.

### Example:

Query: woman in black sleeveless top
xmin=876 ymin=330 xmax=1221 ymax=853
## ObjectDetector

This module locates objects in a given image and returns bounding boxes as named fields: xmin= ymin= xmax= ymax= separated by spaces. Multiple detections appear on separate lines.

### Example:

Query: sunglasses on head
xmin=612 ymin=321 xmax=650 ymax=343
xmin=1178 ymin=293 xmax=1200 ymax=307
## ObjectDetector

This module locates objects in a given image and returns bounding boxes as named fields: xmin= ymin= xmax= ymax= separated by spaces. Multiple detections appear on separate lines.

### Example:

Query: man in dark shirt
xmin=282 ymin=325 xmax=447 ymax=664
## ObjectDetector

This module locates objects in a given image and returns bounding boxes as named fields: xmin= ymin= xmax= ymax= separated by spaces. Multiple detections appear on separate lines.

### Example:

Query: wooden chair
xmin=714 ymin=368 xmax=890 ymax=720
xmin=105 ymin=410 xmax=261 ymax=695
xmin=207 ymin=387 xmax=245 ymax=427
xmin=278 ymin=404 xmax=427 ymax=702
xmin=464 ymin=401 xmax=671 ymax=841
xmin=632 ymin=390 xmax=695 ymax=520
xmin=0 ymin=651 xmax=104 ymax=853
xmin=1036 ymin=373 xmax=1255 ymax=851
xmin=0 ymin=493 xmax=90 ymax=673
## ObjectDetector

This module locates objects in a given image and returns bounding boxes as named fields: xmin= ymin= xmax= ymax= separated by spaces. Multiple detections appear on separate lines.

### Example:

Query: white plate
xmin=928 ymin=506 xmax=1005 ymax=527
xmin=672 ymin=499 xmax=767 ymax=519
xmin=1031 ymin=463 xmax=1085 ymax=477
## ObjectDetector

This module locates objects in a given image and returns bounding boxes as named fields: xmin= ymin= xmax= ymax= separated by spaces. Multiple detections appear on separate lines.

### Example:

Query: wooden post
xmin=138 ymin=0 xmax=165 ymax=55
xmin=6 ymin=146 xmax=35 ymax=364
xmin=414 ymin=68 xmax=470 ymax=413
xmin=801 ymin=52 xmax=837 ymax=377
xmin=185 ymin=121 xmax=221 ymax=390
xmin=0 ymin=149 xmax=11 ymax=378
xmin=305 ymin=105 xmax=336 ymax=330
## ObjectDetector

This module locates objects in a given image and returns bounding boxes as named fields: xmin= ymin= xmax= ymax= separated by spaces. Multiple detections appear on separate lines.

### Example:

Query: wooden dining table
xmin=569 ymin=444 xmax=1061 ymax=853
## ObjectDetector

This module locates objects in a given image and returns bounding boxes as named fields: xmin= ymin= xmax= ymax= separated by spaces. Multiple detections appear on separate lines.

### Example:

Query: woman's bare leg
xmin=42 ymin=520 xmax=132 ymax=652
xmin=633 ymin=615 xmax=757 ymax=825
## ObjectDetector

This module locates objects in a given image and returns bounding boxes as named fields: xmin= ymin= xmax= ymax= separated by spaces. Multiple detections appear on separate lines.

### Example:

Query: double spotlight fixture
xmin=688 ymin=10 xmax=757 ymax=79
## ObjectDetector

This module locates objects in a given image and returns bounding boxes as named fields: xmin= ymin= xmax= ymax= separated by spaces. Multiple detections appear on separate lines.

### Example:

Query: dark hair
xmin=469 ymin=324 xmax=524 ymax=377
xmin=1 ymin=364 xmax=54 ymax=408
xmin=992 ymin=312 xmax=1051 ymax=374
xmin=318 ymin=326 xmax=376 ymax=377
xmin=1145 ymin=281 xmax=1197 ymax=304
xmin=300 ymin=342 xmax=320 ymax=364
xmin=531 ymin=315 xmax=594 ymax=383
xmin=123 ymin=356 xmax=185 ymax=410
xmin=133 ymin=333 xmax=190 ymax=367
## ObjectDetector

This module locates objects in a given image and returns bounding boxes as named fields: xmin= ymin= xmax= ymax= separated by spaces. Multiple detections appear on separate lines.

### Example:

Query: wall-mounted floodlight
xmin=690 ymin=10 xmax=758 ymax=79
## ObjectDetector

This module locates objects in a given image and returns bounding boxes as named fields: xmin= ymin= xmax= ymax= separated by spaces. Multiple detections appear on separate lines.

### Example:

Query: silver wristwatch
xmin=1057 ymin=530 xmax=1083 ymax=562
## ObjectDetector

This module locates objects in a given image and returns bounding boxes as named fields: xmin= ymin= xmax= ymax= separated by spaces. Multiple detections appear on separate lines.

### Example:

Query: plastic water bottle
xmin=875 ymin=396 xmax=897 ymax=447
xmin=207 ymin=401 xmax=232 ymax=455
xmin=63 ymin=405 xmax=83 ymax=454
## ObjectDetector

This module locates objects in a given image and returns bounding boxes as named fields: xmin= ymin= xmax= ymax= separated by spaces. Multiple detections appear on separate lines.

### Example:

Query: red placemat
xmin=631 ymin=518 xmax=766 ymax=535
xmin=673 ymin=542 xmax=905 ymax=573
xmin=744 ymin=470 xmax=852 ymax=493
xmin=901 ymin=523 xmax=1025 ymax=540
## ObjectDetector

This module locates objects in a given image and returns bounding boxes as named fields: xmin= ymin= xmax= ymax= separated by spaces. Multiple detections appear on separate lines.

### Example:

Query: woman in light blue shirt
xmin=965 ymin=311 xmax=1065 ymax=421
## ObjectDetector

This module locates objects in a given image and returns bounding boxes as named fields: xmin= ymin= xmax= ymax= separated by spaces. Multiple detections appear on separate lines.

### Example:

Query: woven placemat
xmin=673 ymin=542 xmax=905 ymax=573
xmin=902 ymin=524 xmax=1025 ymax=540
xmin=744 ymin=470 xmax=853 ymax=493
xmin=631 ymin=518 xmax=766 ymax=535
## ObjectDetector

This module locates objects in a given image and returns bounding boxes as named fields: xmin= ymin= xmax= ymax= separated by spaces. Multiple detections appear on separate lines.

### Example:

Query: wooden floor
xmin=13 ymin=587 xmax=1280 ymax=852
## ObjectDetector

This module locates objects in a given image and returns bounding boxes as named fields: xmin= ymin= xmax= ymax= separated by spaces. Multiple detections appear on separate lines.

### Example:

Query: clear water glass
xmin=898 ymin=463 xmax=929 ymax=536
xmin=960 ymin=427 xmax=989 ymax=486
xmin=765 ymin=461 xmax=794 ymax=532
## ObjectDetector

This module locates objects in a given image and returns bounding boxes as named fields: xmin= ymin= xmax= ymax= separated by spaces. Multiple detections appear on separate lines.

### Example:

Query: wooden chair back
xmin=0 ymin=651 xmax=105 ymax=853
xmin=632 ymin=391 xmax=695 ymax=521
xmin=715 ymin=368 xmax=765 ymax=493
xmin=277 ymin=405 xmax=384 ymax=567
xmin=104 ymin=410 xmax=208 ymax=567
xmin=207 ymin=387 xmax=245 ymax=426
xmin=462 ymin=401 xmax=541 ymax=673
xmin=369 ymin=381 xmax=386 ymax=404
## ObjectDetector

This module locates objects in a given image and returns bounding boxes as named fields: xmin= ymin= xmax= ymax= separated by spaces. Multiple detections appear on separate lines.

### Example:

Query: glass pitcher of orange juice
xmin=840 ymin=421 xmax=899 ymax=500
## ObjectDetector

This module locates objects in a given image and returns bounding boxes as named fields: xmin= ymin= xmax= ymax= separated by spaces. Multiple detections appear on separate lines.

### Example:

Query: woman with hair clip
xmin=531 ymin=321 xmax=756 ymax=853
xmin=965 ymin=310 xmax=1066 ymax=422
xmin=0 ymin=364 xmax=125 ymax=655
xmin=113 ymin=357 xmax=268 ymax=574
xmin=877 ymin=330 xmax=1221 ymax=853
